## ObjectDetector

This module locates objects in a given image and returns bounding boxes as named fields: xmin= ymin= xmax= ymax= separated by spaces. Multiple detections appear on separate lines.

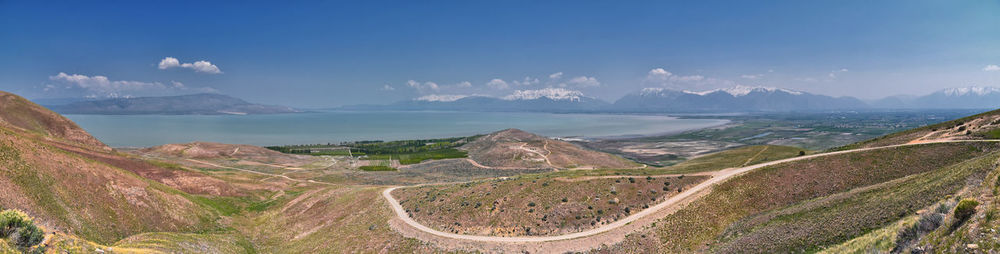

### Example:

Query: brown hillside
xmin=461 ymin=129 xmax=639 ymax=169
xmin=141 ymin=141 xmax=316 ymax=167
xmin=0 ymin=126 xmax=223 ymax=244
xmin=844 ymin=108 xmax=1000 ymax=149
xmin=0 ymin=91 xmax=107 ymax=149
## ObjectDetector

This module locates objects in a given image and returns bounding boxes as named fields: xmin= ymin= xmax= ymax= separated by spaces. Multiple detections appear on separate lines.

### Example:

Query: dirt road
xmin=382 ymin=139 xmax=1000 ymax=249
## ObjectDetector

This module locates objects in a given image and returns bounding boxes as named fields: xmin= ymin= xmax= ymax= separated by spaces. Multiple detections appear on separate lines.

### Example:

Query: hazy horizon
xmin=2 ymin=1 xmax=999 ymax=108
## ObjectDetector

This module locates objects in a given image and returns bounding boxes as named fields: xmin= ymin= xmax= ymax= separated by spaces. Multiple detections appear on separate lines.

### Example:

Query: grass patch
xmin=359 ymin=165 xmax=397 ymax=171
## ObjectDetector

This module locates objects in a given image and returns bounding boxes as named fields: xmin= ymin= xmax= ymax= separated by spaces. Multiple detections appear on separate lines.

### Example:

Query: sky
xmin=1 ymin=0 xmax=999 ymax=107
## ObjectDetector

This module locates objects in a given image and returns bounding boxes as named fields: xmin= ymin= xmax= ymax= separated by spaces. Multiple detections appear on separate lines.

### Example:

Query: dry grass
xmin=394 ymin=174 xmax=708 ymax=236
xmin=665 ymin=145 xmax=804 ymax=174
xmin=462 ymin=129 xmax=639 ymax=169
xmin=647 ymin=142 xmax=999 ymax=252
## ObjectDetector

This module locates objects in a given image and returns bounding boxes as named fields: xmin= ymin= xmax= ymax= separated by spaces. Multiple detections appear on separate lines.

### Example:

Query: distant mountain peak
xmin=940 ymin=86 xmax=1000 ymax=96
xmin=502 ymin=88 xmax=584 ymax=101
xmin=684 ymin=85 xmax=803 ymax=97
xmin=640 ymin=86 xmax=804 ymax=97
xmin=415 ymin=94 xmax=470 ymax=102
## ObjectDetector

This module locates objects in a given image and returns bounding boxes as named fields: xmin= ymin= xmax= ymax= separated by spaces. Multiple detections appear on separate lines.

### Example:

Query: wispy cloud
xmin=984 ymin=65 xmax=1000 ymax=72
xmin=741 ymin=74 xmax=763 ymax=80
xmin=47 ymin=72 xmax=215 ymax=98
xmin=486 ymin=79 xmax=509 ymax=90
xmin=567 ymin=76 xmax=600 ymax=87
xmin=406 ymin=80 xmax=439 ymax=93
xmin=548 ymin=72 xmax=563 ymax=79
xmin=158 ymin=57 xmax=222 ymax=74
xmin=380 ymin=84 xmax=395 ymax=91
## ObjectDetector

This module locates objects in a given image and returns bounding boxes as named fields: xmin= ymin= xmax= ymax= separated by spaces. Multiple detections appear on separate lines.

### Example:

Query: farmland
xmin=267 ymin=136 xmax=480 ymax=165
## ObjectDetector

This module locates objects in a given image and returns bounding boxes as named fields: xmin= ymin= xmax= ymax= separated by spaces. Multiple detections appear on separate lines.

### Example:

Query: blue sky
xmin=1 ymin=0 xmax=998 ymax=107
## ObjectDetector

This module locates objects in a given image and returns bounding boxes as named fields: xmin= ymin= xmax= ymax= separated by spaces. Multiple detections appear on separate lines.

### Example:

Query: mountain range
xmin=31 ymin=85 xmax=1000 ymax=115
xmin=349 ymin=85 xmax=1000 ymax=113
xmin=342 ymin=88 xmax=610 ymax=112
xmin=45 ymin=93 xmax=300 ymax=115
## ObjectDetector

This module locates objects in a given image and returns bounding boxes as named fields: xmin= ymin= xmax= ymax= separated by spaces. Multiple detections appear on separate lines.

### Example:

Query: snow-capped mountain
xmin=344 ymin=88 xmax=608 ymax=112
xmin=873 ymin=86 xmax=1000 ymax=109
xmin=613 ymin=86 xmax=866 ymax=112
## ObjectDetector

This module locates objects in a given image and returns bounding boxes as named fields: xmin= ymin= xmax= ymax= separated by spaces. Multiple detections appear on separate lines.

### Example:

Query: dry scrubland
xmin=596 ymin=141 xmax=1000 ymax=253
xmin=6 ymin=89 xmax=1000 ymax=253
xmin=844 ymin=108 xmax=1000 ymax=149
xmin=461 ymin=129 xmax=639 ymax=169
xmin=665 ymin=144 xmax=804 ymax=174
xmin=394 ymin=174 xmax=707 ymax=236
xmin=0 ymin=91 xmax=442 ymax=253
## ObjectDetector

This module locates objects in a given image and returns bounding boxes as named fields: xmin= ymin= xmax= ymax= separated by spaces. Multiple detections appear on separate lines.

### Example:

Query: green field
xmin=267 ymin=136 xmax=479 ymax=165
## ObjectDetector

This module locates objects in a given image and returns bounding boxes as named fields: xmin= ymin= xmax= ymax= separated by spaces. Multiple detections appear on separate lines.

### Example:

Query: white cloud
xmin=486 ymin=79 xmax=509 ymax=90
xmin=415 ymin=94 xmax=468 ymax=102
xmin=645 ymin=68 xmax=705 ymax=83
xmin=984 ymin=65 xmax=1000 ymax=72
xmin=567 ymin=76 xmax=600 ymax=87
xmin=456 ymin=81 xmax=472 ymax=88
xmin=827 ymin=68 xmax=849 ymax=79
xmin=549 ymin=72 xmax=563 ymax=79
xmin=157 ymin=57 xmax=222 ymax=74
xmin=646 ymin=68 xmax=673 ymax=81
xmin=741 ymin=74 xmax=763 ymax=80
xmin=512 ymin=77 xmax=540 ymax=86
xmin=158 ymin=57 xmax=180 ymax=69
xmin=380 ymin=84 xmax=395 ymax=91
xmin=406 ymin=80 xmax=440 ymax=93
xmin=48 ymin=72 xmax=214 ymax=97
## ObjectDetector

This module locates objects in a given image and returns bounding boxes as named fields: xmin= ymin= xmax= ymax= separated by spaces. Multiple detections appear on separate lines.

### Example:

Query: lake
xmin=64 ymin=111 xmax=729 ymax=147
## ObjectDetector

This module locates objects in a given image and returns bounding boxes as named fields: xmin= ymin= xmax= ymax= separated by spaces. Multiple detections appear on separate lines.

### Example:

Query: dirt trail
xmin=184 ymin=159 xmax=332 ymax=186
xmin=552 ymin=172 xmax=714 ymax=183
xmin=382 ymin=139 xmax=1000 ymax=252
xmin=740 ymin=145 xmax=769 ymax=167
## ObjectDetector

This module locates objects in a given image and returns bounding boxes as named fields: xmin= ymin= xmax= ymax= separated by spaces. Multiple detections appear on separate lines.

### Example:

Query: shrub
xmin=954 ymin=199 xmax=979 ymax=221
xmin=798 ymin=151 xmax=806 ymax=156
xmin=0 ymin=209 xmax=44 ymax=248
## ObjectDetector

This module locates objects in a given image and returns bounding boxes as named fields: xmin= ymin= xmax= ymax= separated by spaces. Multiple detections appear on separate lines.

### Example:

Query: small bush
xmin=954 ymin=199 xmax=979 ymax=221
xmin=798 ymin=151 xmax=806 ymax=156
xmin=0 ymin=209 xmax=44 ymax=248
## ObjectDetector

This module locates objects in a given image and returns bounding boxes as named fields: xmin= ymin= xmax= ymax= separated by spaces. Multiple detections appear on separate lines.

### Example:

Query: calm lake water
xmin=64 ymin=111 xmax=729 ymax=147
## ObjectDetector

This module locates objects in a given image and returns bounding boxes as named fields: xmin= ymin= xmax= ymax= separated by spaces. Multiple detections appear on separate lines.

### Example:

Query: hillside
xmin=0 ymin=112 xmax=228 ymax=246
xmin=843 ymin=108 xmax=1000 ymax=149
xmin=0 ymin=91 xmax=107 ymax=148
xmin=48 ymin=93 xmax=299 ymax=115
xmin=461 ymin=129 xmax=640 ymax=169
xmin=141 ymin=141 xmax=319 ymax=167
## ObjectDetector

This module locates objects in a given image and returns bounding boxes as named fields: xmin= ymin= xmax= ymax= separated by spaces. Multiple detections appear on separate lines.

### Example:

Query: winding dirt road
xmin=382 ymin=139 xmax=1000 ymax=247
